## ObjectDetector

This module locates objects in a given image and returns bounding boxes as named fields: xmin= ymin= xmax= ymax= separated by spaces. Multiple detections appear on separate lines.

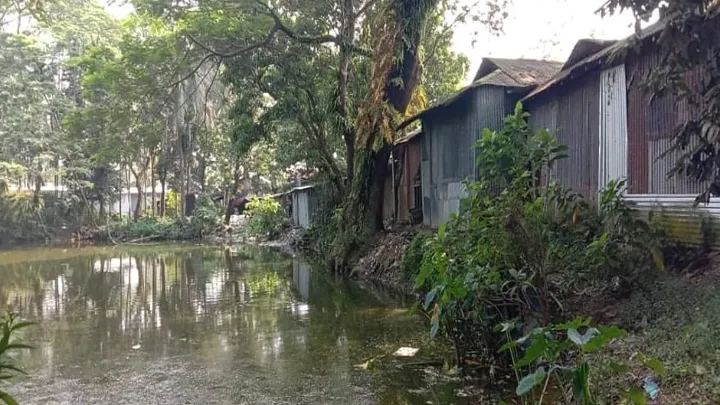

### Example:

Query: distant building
xmin=399 ymin=58 xmax=562 ymax=227
xmin=289 ymin=185 xmax=317 ymax=229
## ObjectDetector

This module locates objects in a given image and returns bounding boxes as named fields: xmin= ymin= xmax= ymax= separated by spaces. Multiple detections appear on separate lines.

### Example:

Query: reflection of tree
xmin=0 ymin=246 xmax=436 ymax=405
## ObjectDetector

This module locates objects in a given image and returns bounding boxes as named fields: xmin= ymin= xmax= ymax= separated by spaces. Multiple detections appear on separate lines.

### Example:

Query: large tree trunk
xmin=332 ymin=0 xmax=433 ymax=271
xmin=32 ymin=172 xmax=42 ymax=208
xmin=98 ymin=199 xmax=106 ymax=221
xmin=224 ymin=160 xmax=242 ymax=225
xmin=132 ymin=170 xmax=143 ymax=219
xmin=333 ymin=142 xmax=391 ymax=270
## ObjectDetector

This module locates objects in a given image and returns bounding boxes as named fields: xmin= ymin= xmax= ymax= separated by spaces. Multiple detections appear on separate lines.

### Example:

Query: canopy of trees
xmin=0 ymin=0 xmax=487 ymax=233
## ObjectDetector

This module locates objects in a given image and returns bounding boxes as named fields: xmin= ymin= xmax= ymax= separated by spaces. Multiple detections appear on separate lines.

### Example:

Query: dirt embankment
xmin=349 ymin=230 xmax=418 ymax=293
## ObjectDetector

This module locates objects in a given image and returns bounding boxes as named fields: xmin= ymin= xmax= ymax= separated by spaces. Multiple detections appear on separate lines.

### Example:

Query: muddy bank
xmin=348 ymin=230 xmax=418 ymax=293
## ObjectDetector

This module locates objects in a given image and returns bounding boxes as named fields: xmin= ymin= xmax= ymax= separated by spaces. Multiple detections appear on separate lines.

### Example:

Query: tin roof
xmin=473 ymin=58 xmax=564 ymax=85
xmin=523 ymin=20 xmax=667 ymax=101
xmin=397 ymin=57 xmax=562 ymax=130
xmin=395 ymin=128 xmax=423 ymax=145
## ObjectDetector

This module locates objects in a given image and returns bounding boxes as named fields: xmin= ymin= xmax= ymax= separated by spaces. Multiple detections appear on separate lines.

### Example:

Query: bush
xmin=245 ymin=196 xmax=287 ymax=240
xmin=415 ymin=103 xmax=664 ymax=365
xmin=401 ymin=231 xmax=432 ymax=280
xmin=109 ymin=216 xmax=202 ymax=241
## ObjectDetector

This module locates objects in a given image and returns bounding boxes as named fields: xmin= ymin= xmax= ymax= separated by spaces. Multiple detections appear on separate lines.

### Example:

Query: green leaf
xmin=554 ymin=317 xmax=591 ymax=330
xmin=516 ymin=367 xmax=547 ymax=396
xmin=515 ymin=336 xmax=549 ymax=367
xmin=10 ymin=321 xmax=35 ymax=331
xmin=0 ymin=364 xmax=26 ymax=375
xmin=643 ymin=356 xmax=666 ymax=377
xmin=0 ymin=390 xmax=18 ymax=405
xmin=621 ymin=387 xmax=647 ymax=405
xmin=583 ymin=326 xmax=626 ymax=352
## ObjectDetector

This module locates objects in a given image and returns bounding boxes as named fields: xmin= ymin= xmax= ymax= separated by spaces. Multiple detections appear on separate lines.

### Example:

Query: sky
xmin=103 ymin=0 xmax=640 ymax=83
xmin=451 ymin=0 xmax=638 ymax=83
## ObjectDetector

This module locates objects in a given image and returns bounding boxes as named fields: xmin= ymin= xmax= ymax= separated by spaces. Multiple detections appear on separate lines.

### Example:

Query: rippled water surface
xmin=0 ymin=245 xmax=498 ymax=404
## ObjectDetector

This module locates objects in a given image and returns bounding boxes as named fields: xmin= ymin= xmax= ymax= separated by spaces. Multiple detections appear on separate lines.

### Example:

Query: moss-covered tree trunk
xmin=333 ymin=0 xmax=435 ymax=270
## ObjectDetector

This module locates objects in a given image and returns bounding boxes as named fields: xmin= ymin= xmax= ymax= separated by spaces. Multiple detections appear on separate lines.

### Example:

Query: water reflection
xmin=0 ymin=245 xmax=493 ymax=404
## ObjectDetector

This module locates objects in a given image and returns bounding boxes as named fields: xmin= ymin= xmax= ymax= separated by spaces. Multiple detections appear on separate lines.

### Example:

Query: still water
xmin=0 ymin=245 xmax=498 ymax=404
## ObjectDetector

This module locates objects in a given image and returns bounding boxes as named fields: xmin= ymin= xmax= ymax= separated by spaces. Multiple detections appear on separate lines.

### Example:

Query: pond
xmin=0 ymin=245 xmax=502 ymax=404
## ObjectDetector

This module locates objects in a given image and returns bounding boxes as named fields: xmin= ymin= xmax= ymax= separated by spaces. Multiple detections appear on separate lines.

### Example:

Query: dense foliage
xmin=415 ymin=104 xmax=664 ymax=364
xmin=244 ymin=196 xmax=288 ymax=240
xmin=0 ymin=0 xmax=478 ymax=244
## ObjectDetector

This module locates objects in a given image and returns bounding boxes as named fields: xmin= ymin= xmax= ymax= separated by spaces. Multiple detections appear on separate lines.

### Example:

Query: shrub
xmin=192 ymin=193 xmax=222 ymax=234
xmin=108 ymin=216 xmax=203 ymax=241
xmin=401 ymin=231 xmax=431 ymax=280
xmin=415 ymin=103 xmax=664 ymax=365
xmin=499 ymin=317 xmax=664 ymax=405
xmin=245 ymin=196 xmax=287 ymax=240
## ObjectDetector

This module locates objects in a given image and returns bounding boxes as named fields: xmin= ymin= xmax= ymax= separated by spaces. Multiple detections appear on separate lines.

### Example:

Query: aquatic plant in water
xmin=0 ymin=312 xmax=34 ymax=405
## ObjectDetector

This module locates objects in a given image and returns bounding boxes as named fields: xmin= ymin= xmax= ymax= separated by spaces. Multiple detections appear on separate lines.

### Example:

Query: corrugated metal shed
xmin=524 ymin=20 xmax=667 ymax=101
xmin=290 ymin=185 xmax=317 ymax=229
xmin=526 ymin=71 xmax=601 ymax=199
xmin=422 ymin=86 xmax=515 ymax=227
xmin=401 ymin=57 xmax=562 ymax=228
xmin=399 ymin=58 xmax=562 ymax=131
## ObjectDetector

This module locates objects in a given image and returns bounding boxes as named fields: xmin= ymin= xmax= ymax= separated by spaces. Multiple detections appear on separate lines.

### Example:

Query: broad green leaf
xmin=10 ymin=321 xmax=35 ymax=331
xmin=5 ymin=343 xmax=32 ymax=350
xmin=643 ymin=356 xmax=666 ymax=377
xmin=516 ymin=367 xmax=547 ymax=396
xmin=554 ymin=317 xmax=591 ymax=331
xmin=621 ymin=387 xmax=647 ymax=405
xmin=583 ymin=326 xmax=626 ymax=352
xmin=515 ymin=337 xmax=549 ymax=367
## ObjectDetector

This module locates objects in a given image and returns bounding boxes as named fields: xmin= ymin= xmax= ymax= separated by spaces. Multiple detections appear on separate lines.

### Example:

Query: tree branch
xmin=354 ymin=0 xmax=380 ymax=19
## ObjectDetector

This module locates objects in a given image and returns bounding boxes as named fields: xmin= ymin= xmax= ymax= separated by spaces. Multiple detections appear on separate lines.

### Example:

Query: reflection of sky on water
xmin=0 ymin=245 xmax=487 ymax=405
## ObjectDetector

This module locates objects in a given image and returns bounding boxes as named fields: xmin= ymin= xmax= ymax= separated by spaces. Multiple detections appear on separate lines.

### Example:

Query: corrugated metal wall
xmin=527 ymin=71 xmax=601 ymax=199
xmin=648 ymin=137 xmax=707 ymax=194
xmin=291 ymin=190 xmax=313 ymax=229
xmin=421 ymin=86 xmax=514 ymax=227
xmin=382 ymin=138 xmax=423 ymax=223
xmin=626 ymin=195 xmax=720 ymax=245
xmin=599 ymin=64 xmax=629 ymax=190
xmin=625 ymin=47 xmax=707 ymax=195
